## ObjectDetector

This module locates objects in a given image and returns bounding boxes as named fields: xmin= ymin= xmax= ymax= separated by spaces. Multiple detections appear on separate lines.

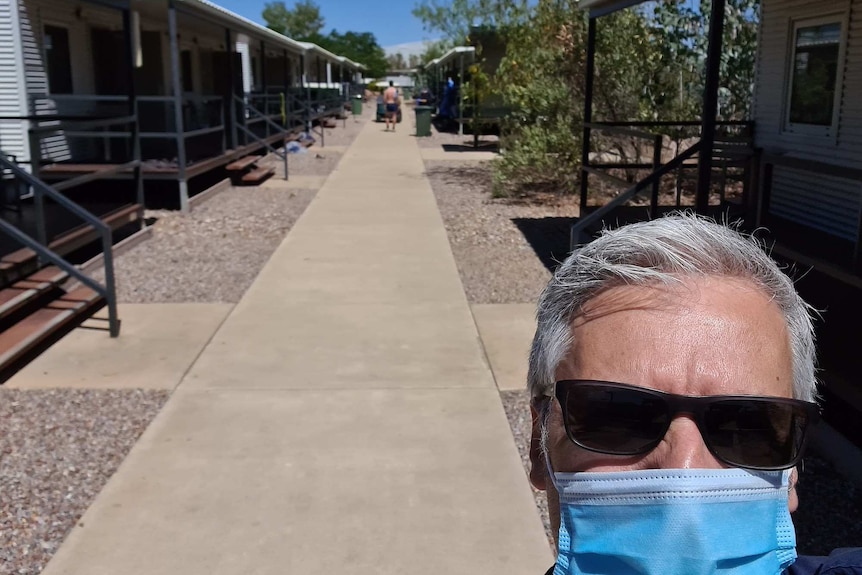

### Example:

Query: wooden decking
xmin=39 ymin=132 xmax=296 ymax=182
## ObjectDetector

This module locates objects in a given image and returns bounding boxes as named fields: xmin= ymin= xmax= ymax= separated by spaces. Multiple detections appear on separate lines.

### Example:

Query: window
xmin=44 ymin=25 xmax=73 ymax=94
xmin=785 ymin=17 xmax=845 ymax=135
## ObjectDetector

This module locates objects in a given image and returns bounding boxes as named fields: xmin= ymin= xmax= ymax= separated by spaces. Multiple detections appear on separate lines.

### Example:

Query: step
xmin=0 ymin=266 xmax=68 ymax=324
xmin=0 ymin=286 xmax=105 ymax=383
xmin=226 ymin=155 xmax=262 ymax=171
xmin=241 ymin=166 xmax=275 ymax=184
xmin=1 ymin=203 xmax=142 ymax=285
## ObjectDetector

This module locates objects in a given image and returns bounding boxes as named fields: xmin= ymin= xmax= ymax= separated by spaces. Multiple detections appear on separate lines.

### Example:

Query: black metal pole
xmin=168 ymin=0 xmax=189 ymax=213
xmin=282 ymin=49 xmax=289 ymax=127
xmin=282 ymin=48 xmax=290 ymax=91
xmin=580 ymin=17 xmax=597 ymax=214
xmin=260 ymin=41 xmax=267 ymax=92
xmin=695 ymin=0 xmax=726 ymax=213
xmin=260 ymin=41 xmax=268 ymax=137
xmin=225 ymin=27 xmax=237 ymax=149
xmin=302 ymin=54 xmax=311 ymax=131
xmin=651 ymin=134 xmax=662 ymax=219
xmin=123 ymin=8 xmax=144 ymax=212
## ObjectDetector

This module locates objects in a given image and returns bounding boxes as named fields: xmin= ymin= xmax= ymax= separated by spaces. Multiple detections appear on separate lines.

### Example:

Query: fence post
xmin=580 ymin=17 xmax=597 ymax=215
xmin=651 ymin=134 xmax=662 ymax=219
xmin=168 ymin=1 xmax=189 ymax=213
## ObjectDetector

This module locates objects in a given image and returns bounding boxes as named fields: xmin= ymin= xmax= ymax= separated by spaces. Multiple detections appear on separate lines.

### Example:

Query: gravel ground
xmin=265 ymin=108 xmax=370 ymax=177
xmin=425 ymin=160 xmax=579 ymax=304
xmin=92 ymin=186 xmax=317 ymax=303
xmin=429 ymin=157 xmax=862 ymax=557
xmin=0 ymin=106 xmax=367 ymax=575
xmin=275 ymin=151 xmax=342 ymax=177
xmin=0 ymin=389 xmax=170 ymax=575
xmin=93 ymin=106 xmax=368 ymax=304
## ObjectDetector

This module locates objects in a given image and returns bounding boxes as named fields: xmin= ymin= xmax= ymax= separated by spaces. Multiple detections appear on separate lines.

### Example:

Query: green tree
xmin=263 ymin=1 xmax=388 ymax=76
xmin=419 ymin=40 xmax=451 ymax=64
xmin=320 ymin=31 xmax=388 ymax=77
xmin=263 ymin=0 xmax=325 ymax=42
xmin=649 ymin=0 xmax=760 ymax=121
xmin=387 ymin=52 xmax=408 ymax=70
xmin=412 ymin=0 xmax=530 ymax=43
xmin=412 ymin=0 xmax=759 ymax=197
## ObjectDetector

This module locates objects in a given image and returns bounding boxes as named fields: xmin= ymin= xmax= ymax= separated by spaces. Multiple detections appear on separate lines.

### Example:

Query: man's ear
xmin=529 ymin=399 xmax=548 ymax=491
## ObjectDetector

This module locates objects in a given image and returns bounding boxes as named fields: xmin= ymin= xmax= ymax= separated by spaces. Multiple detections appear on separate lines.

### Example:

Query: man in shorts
xmin=383 ymin=81 xmax=399 ymax=132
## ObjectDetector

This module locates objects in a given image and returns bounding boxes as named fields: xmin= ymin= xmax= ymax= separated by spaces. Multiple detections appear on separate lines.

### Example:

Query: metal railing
xmin=0 ymin=151 xmax=123 ymax=336
xmin=27 ymin=93 xmax=225 ymax=166
xmin=298 ymin=88 xmax=346 ymax=147
xmin=20 ymin=111 xmax=144 ymax=209
xmin=234 ymin=95 xmax=290 ymax=180
xmin=580 ymin=120 xmax=755 ymax=218
xmin=571 ymin=142 xmax=703 ymax=249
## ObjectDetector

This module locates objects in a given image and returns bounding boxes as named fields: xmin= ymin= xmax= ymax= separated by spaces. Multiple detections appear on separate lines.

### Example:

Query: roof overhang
xmin=178 ymin=0 xmax=307 ymax=54
xmin=425 ymin=46 xmax=475 ymax=69
xmin=299 ymin=41 xmax=342 ymax=64
xmin=578 ymin=0 xmax=649 ymax=18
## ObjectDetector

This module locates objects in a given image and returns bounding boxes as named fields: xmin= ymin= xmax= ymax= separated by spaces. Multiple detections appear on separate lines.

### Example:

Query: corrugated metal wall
xmin=754 ymin=0 xmax=862 ymax=240
xmin=0 ymin=0 xmax=28 ymax=162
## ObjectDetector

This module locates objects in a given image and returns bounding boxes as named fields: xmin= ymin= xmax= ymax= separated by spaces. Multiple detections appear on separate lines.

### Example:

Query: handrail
xmin=29 ymin=93 xmax=127 ymax=102
xmin=29 ymin=115 xmax=136 ymax=134
xmin=0 ymin=151 xmax=119 ymax=336
xmin=596 ymin=120 xmax=753 ymax=128
xmin=584 ymin=122 xmax=657 ymax=141
xmin=571 ymin=142 xmax=703 ymax=249
xmin=234 ymin=95 xmax=290 ymax=181
xmin=241 ymin=97 xmax=297 ymax=136
xmin=29 ymin=93 xmax=223 ymax=104
xmin=52 ymin=160 xmax=141 ymax=192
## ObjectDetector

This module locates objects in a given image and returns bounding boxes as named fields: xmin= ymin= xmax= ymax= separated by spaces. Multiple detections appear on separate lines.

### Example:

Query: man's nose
xmin=651 ymin=415 xmax=724 ymax=469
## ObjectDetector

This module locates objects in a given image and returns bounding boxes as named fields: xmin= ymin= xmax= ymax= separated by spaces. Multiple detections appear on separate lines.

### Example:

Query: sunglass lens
xmin=704 ymin=400 xmax=807 ymax=469
xmin=563 ymin=384 xmax=669 ymax=455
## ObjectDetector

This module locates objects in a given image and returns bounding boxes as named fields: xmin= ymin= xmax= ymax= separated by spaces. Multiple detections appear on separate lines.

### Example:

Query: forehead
xmin=559 ymin=276 xmax=794 ymax=398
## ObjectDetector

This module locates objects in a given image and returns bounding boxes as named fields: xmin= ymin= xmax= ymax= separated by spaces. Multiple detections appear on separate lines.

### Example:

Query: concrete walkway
xmin=42 ymin=119 xmax=552 ymax=574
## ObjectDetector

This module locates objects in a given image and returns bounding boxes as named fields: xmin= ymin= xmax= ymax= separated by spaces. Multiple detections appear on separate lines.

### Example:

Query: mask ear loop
xmin=534 ymin=395 xmax=561 ymax=493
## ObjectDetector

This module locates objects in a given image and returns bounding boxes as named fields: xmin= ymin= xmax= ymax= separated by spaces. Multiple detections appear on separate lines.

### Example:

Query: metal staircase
xmin=0 ymin=110 xmax=144 ymax=383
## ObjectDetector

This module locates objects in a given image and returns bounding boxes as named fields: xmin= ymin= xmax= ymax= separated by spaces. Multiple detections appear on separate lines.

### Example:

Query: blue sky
xmin=214 ymin=0 xmax=431 ymax=51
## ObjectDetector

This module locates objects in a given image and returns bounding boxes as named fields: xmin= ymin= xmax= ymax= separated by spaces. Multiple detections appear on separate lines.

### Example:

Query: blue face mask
xmin=549 ymin=467 xmax=797 ymax=575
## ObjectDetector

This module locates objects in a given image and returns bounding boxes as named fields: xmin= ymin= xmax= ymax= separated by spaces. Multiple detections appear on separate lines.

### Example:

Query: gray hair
xmin=527 ymin=213 xmax=818 ymax=403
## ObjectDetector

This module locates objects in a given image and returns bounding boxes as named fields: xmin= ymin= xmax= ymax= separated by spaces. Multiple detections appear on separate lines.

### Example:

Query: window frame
xmin=783 ymin=13 xmax=848 ymax=138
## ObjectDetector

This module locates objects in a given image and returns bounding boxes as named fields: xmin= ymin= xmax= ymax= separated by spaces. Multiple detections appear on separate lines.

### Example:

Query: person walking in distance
xmin=383 ymin=81 xmax=399 ymax=132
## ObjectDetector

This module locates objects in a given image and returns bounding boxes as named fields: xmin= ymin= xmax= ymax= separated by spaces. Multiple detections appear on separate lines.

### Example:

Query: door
xmin=44 ymin=25 xmax=73 ymax=94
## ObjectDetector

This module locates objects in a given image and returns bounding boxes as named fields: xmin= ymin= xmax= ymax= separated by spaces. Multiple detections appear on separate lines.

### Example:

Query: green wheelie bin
xmin=415 ymin=105 xmax=433 ymax=137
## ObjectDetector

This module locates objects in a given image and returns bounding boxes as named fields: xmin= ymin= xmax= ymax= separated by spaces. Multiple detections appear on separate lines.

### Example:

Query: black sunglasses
xmin=554 ymin=380 xmax=820 ymax=470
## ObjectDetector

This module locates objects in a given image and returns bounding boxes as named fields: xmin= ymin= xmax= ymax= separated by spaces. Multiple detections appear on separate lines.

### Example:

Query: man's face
xmin=529 ymin=276 xmax=798 ymax=541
